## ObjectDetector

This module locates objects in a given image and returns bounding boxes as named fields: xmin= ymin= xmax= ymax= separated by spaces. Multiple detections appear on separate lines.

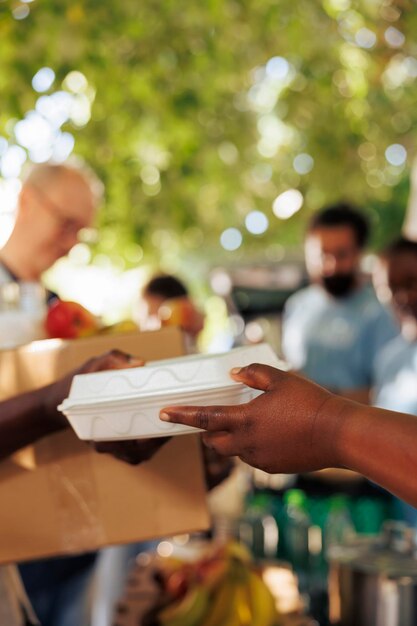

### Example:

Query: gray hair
xmin=22 ymin=158 xmax=104 ymax=207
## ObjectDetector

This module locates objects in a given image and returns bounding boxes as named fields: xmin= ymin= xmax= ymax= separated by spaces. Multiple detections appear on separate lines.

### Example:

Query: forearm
xmin=338 ymin=387 xmax=370 ymax=404
xmin=338 ymin=403 xmax=417 ymax=507
xmin=0 ymin=385 xmax=67 ymax=461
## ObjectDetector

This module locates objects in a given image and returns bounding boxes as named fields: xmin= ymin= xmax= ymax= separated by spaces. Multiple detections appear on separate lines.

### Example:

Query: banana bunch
xmin=158 ymin=585 xmax=210 ymax=626
xmin=157 ymin=542 xmax=281 ymax=626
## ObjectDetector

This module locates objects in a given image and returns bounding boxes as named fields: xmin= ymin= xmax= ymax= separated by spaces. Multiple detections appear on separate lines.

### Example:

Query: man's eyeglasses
xmin=30 ymin=184 xmax=89 ymax=237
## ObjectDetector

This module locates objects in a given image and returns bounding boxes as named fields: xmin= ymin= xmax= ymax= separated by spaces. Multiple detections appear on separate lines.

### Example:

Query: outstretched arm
xmin=160 ymin=364 xmax=417 ymax=508
xmin=0 ymin=351 xmax=168 ymax=465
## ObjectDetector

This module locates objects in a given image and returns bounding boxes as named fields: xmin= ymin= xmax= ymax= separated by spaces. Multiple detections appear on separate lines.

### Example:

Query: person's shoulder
xmin=285 ymin=284 xmax=321 ymax=311
xmin=359 ymin=285 xmax=392 ymax=318
xmin=376 ymin=334 xmax=406 ymax=370
xmin=358 ymin=283 xmax=381 ymax=304
xmin=358 ymin=286 xmax=399 ymax=346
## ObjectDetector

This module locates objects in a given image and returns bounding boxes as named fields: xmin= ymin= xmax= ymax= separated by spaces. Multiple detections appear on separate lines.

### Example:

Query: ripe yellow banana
xmin=234 ymin=578 xmax=254 ymax=625
xmin=200 ymin=559 xmax=253 ymax=626
xmin=248 ymin=570 xmax=280 ymax=626
xmin=159 ymin=584 xmax=210 ymax=626
xmin=199 ymin=574 xmax=236 ymax=626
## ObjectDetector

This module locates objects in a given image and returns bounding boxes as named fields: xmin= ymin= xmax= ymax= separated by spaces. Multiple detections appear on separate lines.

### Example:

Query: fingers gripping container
xmin=58 ymin=343 xmax=283 ymax=441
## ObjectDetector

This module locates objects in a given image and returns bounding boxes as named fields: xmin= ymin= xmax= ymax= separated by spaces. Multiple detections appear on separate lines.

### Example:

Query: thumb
xmin=230 ymin=363 xmax=284 ymax=392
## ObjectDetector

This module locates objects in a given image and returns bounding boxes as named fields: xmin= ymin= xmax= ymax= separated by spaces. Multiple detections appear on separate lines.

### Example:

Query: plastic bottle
xmin=238 ymin=493 xmax=280 ymax=560
xmin=283 ymin=489 xmax=311 ymax=592
xmin=325 ymin=495 xmax=355 ymax=554
xmin=353 ymin=496 xmax=387 ymax=535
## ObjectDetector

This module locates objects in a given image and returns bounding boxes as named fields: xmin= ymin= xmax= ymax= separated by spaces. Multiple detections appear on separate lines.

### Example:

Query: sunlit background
xmin=1 ymin=0 xmax=416 ymax=348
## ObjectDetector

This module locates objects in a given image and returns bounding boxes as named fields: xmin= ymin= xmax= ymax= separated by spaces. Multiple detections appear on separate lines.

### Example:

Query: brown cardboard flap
xmin=0 ymin=328 xmax=209 ymax=565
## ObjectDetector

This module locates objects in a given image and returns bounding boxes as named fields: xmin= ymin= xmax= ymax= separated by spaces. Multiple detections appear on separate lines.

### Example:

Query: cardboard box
xmin=0 ymin=328 xmax=209 ymax=565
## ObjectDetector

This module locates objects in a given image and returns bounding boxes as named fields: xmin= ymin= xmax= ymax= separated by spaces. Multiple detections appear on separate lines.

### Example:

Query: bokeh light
xmin=245 ymin=320 xmax=265 ymax=343
xmin=142 ymin=181 xmax=161 ymax=196
xmin=245 ymin=210 xmax=269 ymax=235
xmin=293 ymin=153 xmax=314 ymax=175
xmin=257 ymin=115 xmax=295 ymax=157
xmin=265 ymin=56 xmax=290 ymax=81
xmin=355 ymin=28 xmax=376 ymax=49
xmin=273 ymin=189 xmax=303 ymax=219
xmin=15 ymin=112 xmax=55 ymax=151
xmin=70 ymin=94 xmax=92 ymax=127
xmin=384 ymin=26 xmax=405 ymax=48
xmin=0 ymin=146 xmax=27 ymax=178
xmin=12 ymin=4 xmax=30 ymax=20
xmin=52 ymin=132 xmax=75 ymax=162
xmin=29 ymin=145 xmax=53 ymax=164
xmin=210 ymin=269 xmax=232 ymax=296
xmin=64 ymin=71 xmax=88 ymax=94
xmin=220 ymin=228 xmax=243 ymax=251
xmin=32 ymin=68 xmax=55 ymax=93
xmin=385 ymin=143 xmax=407 ymax=167
xmin=140 ymin=164 xmax=160 ymax=185
xmin=68 ymin=243 xmax=92 ymax=266
xmin=0 ymin=178 xmax=21 ymax=212
xmin=405 ymin=57 xmax=417 ymax=78
xmin=36 ymin=91 xmax=73 ymax=128
xmin=358 ymin=142 xmax=376 ymax=161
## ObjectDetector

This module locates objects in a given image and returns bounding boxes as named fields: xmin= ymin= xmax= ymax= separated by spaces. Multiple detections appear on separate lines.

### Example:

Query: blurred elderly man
xmin=0 ymin=161 xmax=100 ymax=287
xmin=0 ymin=161 xmax=102 ymax=626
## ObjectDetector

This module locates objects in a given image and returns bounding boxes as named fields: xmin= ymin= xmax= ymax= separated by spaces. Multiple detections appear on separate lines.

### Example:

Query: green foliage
xmin=1 ymin=0 xmax=417 ymax=265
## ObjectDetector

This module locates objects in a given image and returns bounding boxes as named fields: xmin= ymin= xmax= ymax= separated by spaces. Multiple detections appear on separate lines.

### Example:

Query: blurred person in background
xmin=373 ymin=237 xmax=417 ymax=525
xmin=0 ymin=161 xmax=100 ymax=294
xmin=282 ymin=203 xmax=398 ymax=404
xmin=137 ymin=274 xmax=205 ymax=351
xmin=0 ymin=161 xmax=102 ymax=626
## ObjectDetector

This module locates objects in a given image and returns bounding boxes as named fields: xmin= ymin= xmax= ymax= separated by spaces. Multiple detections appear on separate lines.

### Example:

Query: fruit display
xmin=45 ymin=300 xmax=100 ymax=339
xmin=118 ymin=543 xmax=282 ymax=626
xmin=114 ymin=542 xmax=315 ymax=626
xmin=45 ymin=299 xmax=139 ymax=339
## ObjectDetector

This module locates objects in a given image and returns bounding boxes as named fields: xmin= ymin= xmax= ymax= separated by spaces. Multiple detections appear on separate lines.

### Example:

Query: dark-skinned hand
xmin=45 ymin=350 xmax=168 ymax=466
xmin=160 ymin=363 xmax=350 ymax=474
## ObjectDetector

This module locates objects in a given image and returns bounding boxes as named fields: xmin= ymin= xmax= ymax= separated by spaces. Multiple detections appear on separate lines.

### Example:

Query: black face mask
xmin=322 ymin=273 xmax=356 ymax=298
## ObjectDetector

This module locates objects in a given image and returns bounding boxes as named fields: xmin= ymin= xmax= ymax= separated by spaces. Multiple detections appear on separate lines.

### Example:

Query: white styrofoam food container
xmin=58 ymin=343 xmax=283 ymax=441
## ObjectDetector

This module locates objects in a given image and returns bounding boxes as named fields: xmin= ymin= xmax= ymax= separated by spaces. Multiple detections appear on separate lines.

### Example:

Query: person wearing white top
xmin=0 ymin=162 xmax=100 ymax=626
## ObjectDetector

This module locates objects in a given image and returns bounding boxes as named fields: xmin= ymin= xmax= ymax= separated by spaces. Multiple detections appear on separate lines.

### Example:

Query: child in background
xmin=137 ymin=274 xmax=205 ymax=348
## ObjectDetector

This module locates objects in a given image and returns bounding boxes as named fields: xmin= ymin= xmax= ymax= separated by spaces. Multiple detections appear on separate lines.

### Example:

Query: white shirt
xmin=282 ymin=283 xmax=398 ymax=390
